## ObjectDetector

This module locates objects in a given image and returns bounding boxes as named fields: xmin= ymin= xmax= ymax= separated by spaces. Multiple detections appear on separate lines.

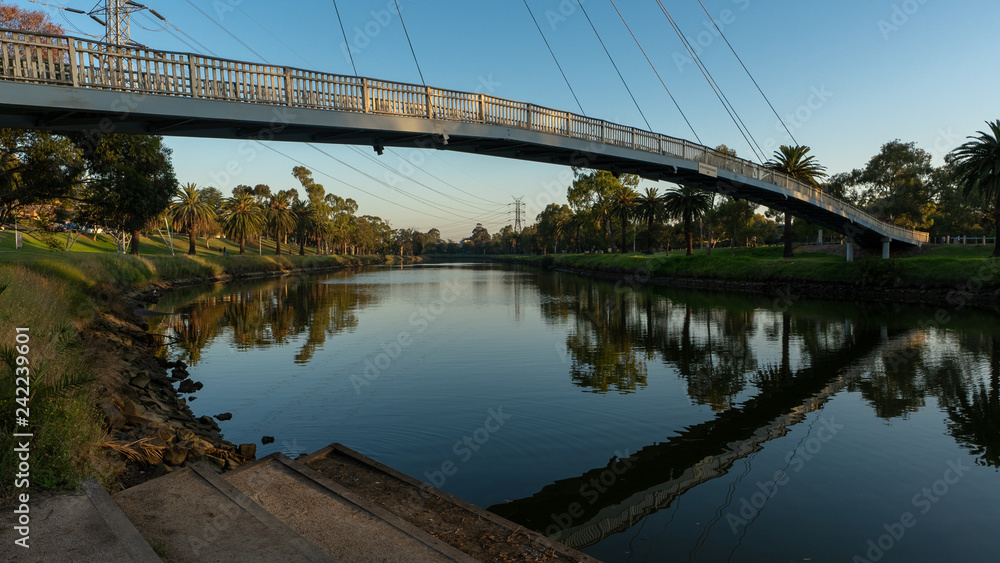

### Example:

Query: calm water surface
xmin=151 ymin=263 xmax=1000 ymax=562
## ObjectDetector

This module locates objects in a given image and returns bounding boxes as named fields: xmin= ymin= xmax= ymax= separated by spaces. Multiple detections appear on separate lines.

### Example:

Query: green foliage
xmin=0 ymin=129 xmax=84 ymax=226
xmin=222 ymin=193 xmax=265 ymax=255
xmin=840 ymin=140 xmax=936 ymax=229
xmin=171 ymin=183 xmax=218 ymax=256
xmin=663 ymin=186 xmax=712 ymax=255
xmin=952 ymin=120 xmax=1000 ymax=257
xmin=75 ymin=134 xmax=178 ymax=255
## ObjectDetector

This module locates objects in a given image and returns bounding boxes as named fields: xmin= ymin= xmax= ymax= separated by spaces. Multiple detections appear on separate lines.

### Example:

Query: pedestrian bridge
xmin=0 ymin=29 xmax=929 ymax=248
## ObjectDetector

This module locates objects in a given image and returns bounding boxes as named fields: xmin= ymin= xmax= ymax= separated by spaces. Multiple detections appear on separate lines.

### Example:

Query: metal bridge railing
xmin=0 ymin=29 xmax=929 ymax=244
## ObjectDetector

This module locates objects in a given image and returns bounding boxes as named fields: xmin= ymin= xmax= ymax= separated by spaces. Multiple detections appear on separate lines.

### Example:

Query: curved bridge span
xmin=0 ymin=30 xmax=927 ymax=247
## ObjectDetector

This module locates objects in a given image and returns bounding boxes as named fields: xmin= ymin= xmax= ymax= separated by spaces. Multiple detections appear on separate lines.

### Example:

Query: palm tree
xmin=765 ymin=145 xmax=827 ymax=258
xmin=292 ymin=199 xmax=312 ymax=256
xmin=266 ymin=191 xmax=296 ymax=256
xmin=611 ymin=186 xmax=637 ymax=253
xmin=953 ymin=120 xmax=1000 ymax=258
xmin=663 ymin=186 xmax=712 ymax=255
xmin=635 ymin=187 xmax=665 ymax=253
xmin=222 ymin=193 xmax=264 ymax=255
xmin=565 ymin=212 xmax=586 ymax=253
xmin=595 ymin=192 xmax=617 ymax=252
xmin=170 ymin=183 xmax=217 ymax=256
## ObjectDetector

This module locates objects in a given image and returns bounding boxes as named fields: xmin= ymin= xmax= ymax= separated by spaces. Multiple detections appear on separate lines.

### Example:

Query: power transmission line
xmin=510 ymin=197 xmax=525 ymax=233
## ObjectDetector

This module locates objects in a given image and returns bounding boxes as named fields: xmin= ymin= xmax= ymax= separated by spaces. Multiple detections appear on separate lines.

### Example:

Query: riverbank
xmin=495 ymin=245 xmax=1000 ymax=310
xmin=0 ymin=252 xmax=421 ymax=503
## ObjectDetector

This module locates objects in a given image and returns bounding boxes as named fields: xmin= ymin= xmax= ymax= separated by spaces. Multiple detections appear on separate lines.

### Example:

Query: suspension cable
xmin=181 ymin=0 xmax=269 ymax=62
xmin=331 ymin=0 xmax=358 ymax=75
xmin=393 ymin=0 xmax=425 ymax=85
xmin=695 ymin=0 xmax=797 ymax=145
xmin=522 ymin=0 xmax=585 ymax=115
xmin=578 ymin=2 xmax=651 ymax=131
xmin=605 ymin=0 xmax=701 ymax=144
xmin=656 ymin=0 xmax=764 ymax=161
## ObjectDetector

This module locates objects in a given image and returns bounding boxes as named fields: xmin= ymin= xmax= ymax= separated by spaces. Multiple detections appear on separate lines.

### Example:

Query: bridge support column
xmin=845 ymin=239 xmax=854 ymax=262
xmin=882 ymin=237 xmax=891 ymax=259
xmin=817 ymin=228 xmax=823 ymax=245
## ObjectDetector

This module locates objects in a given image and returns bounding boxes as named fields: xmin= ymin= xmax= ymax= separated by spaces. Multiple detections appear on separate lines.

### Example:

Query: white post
xmin=846 ymin=239 xmax=854 ymax=262
xmin=882 ymin=237 xmax=891 ymax=259
xmin=817 ymin=228 xmax=823 ymax=245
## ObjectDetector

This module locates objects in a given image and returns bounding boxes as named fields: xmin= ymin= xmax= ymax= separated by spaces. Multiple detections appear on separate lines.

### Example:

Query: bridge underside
xmin=0 ymin=82 xmax=901 ymax=247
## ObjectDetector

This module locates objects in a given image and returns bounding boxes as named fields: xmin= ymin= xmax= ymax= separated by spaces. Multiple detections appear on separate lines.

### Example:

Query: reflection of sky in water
xmin=153 ymin=264 xmax=1000 ymax=563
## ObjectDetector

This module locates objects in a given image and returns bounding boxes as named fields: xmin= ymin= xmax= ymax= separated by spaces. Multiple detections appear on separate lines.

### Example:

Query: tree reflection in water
xmin=535 ymin=270 xmax=1000 ymax=470
xmin=154 ymin=272 xmax=378 ymax=367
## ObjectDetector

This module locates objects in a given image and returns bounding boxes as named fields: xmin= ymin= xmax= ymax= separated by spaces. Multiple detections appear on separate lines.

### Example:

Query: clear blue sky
xmin=17 ymin=0 xmax=1000 ymax=240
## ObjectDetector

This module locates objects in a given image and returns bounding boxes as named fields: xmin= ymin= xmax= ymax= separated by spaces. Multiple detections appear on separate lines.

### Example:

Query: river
xmin=151 ymin=262 xmax=1000 ymax=562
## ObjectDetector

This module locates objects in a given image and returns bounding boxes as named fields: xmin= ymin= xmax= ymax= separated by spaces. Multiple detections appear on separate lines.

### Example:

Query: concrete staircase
xmin=3 ymin=445 xmax=599 ymax=562
xmin=112 ymin=453 xmax=476 ymax=563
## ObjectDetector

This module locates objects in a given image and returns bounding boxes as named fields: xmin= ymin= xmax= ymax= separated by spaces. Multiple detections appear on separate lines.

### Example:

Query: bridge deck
xmin=0 ymin=29 xmax=928 ymax=246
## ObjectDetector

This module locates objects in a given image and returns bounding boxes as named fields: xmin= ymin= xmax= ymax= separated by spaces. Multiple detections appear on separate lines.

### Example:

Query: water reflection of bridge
xmin=489 ymin=330 xmax=924 ymax=548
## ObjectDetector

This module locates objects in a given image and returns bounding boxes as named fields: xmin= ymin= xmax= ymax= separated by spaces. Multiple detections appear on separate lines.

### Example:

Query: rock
xmin=185 ymin=438 xmax=214 ymax=458
xmin=163 ymin=445 xmax=188 ymax=466
xmin=215 ymin=412 xmax=233 ymax=421
xmin=177 ymin=380 xmax=197 ymax=393
xmin=150 ymin=463 xmax=172 ymax=477
xmin=100 ymin=401 xmax=127 ymax=430
xmin=261 ymin=436 xmax=275 ymax=445
xmin=238 ymin=443 xmax=257 ymax=459
xmin=175 ymin=428 xmax=196 ymax=443
xmin=225 ymin=459 xmax=240 ymax=470
xmin=120 ymin=399 xmax=146 ymax=425
xmin=171 ymin=368 xmax=189 ymax=380
xmin=198 ymin=415 xmax=220 ymax=431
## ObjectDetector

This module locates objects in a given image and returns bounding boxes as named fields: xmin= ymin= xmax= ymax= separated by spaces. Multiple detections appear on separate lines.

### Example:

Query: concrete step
xmin=224 ymin=453 xmax=476 ymax=563
xmin=113 ymin=463 xmax=334 ymax=563
xmin=0 ymin=478 xmax=160 ymax=562
xmin=302 ymin=444 xmax=602 ymax=563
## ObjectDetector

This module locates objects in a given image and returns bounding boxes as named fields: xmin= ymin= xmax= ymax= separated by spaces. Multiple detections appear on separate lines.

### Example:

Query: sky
xmin=13 ymin=0 xmax=1000 ymax=240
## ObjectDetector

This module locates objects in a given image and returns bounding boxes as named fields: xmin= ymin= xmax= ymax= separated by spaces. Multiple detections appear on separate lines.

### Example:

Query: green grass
xmin=500 ymin=244 xmax=1000 ymax=289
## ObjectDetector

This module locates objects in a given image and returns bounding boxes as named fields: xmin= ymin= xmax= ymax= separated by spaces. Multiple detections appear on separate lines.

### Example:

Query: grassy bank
xmin=0 ymin=250 xmax=412 ymax=501
xmin=499 ymin=245 xmax=999 ymax=289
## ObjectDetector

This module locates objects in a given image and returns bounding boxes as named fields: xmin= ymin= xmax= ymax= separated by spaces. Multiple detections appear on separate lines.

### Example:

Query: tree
xmin=952 ymin=120 xmax=1000 ymax=257
xmin=536 ymin=203 xmax=572 ymax=254
xmin=847 ymin=140 xmax=935 ymax=229
xmin=470 ymin=223 xmax=491 ymax=253
xmin=715 ymin=197 xmax=755 ymax=253
xmin=267 ymin=191 xmax=296 ymax=256
xmin=77 ymin=134 xmax=177 ymax=255
xmin=0 ymin=2 xmax=63 ymax=34
xmin=635 ymin=187 xmax=665 ymax=253
xmin=222 ymin=192 xmax=264 ymax=255
xmin=929 ymin=157 xmax=992 ymax=238
xmin=0 ymin=129 xmax=83 ymax=226
xmin=170 ymin=183 xmax=216 ymax=255
xmin=611 ymin=184 xmax=637 ymax=253
xmin=291 ymin=198 xmax=312 ymax=255
xmin=663 ymin=186 xmax=711 ymax=255
xmin=765 ymin=145 xmax=827 ymax=258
